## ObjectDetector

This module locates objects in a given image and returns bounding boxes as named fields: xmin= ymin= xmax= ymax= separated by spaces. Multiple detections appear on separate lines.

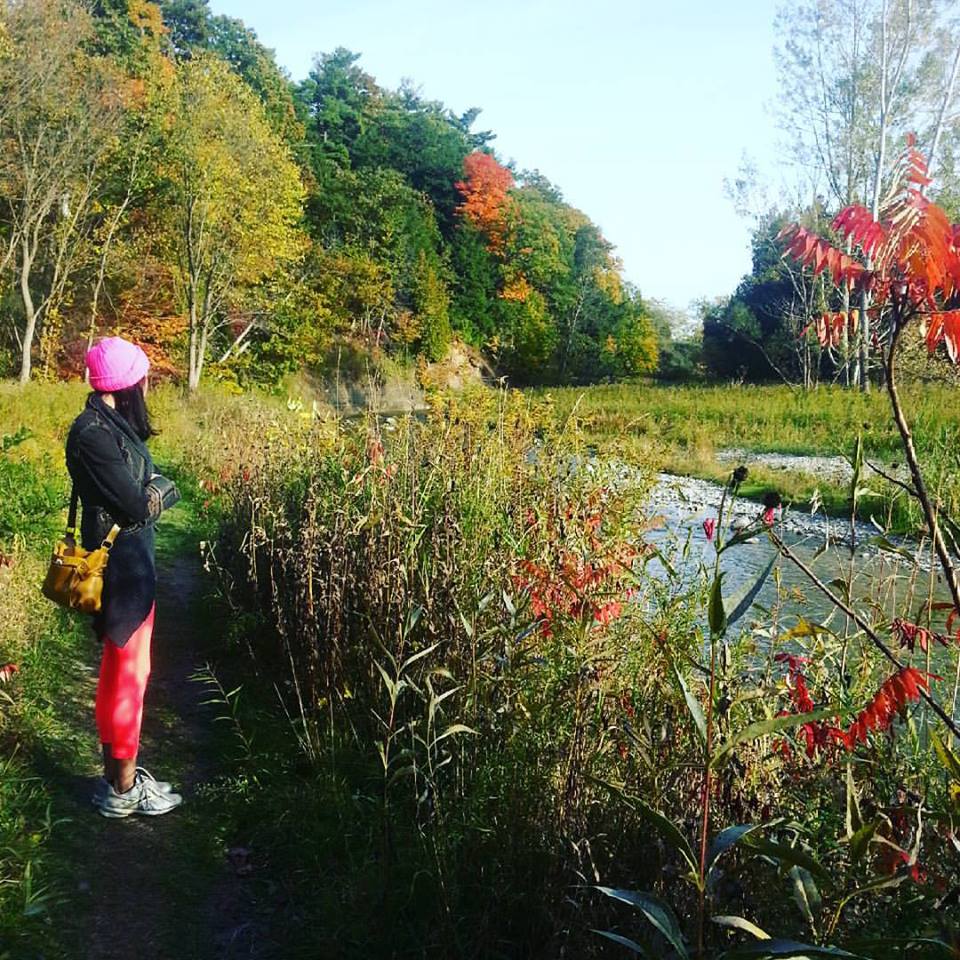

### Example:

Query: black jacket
xmin=65 ymin=394 xmax=178 ymax=647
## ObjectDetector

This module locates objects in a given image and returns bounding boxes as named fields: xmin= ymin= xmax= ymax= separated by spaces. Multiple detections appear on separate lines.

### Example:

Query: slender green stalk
xmin=885 ymin=309 xmax=960 ymax=618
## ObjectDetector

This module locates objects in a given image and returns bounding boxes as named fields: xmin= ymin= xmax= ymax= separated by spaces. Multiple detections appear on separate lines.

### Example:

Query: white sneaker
xmin=96 ymin=770 xmax=183 ymax=818
xmin=91 ymin=767 xmax=175 ymax=805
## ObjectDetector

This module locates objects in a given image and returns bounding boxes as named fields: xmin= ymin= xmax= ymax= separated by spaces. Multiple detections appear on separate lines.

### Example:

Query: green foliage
xmin=206 ymin=15 xmax=303 ymax=146
xmin=449 ymin=221 xmax=499 ymax=343
xmin=702 ymin=210 xmax=827 ymax=384
xmin=500 ymin=287 xmax=558 ymax=378
xmin=607 ymin=298 xmax=660 ymax=379
xmin=412 ymin=250 xmax=451 ymax=361
xmin=0 ymin=429 xmax=65 ymax=549
xmin=158 ymin=0 xmax=209 ymax=54
xmin=289 ymin=48 xmax=647 ymax=384
xmin=658 ymin=337 xmax=705 ymax=381
xmin=162 ymin=53 xmax=307 ymax=388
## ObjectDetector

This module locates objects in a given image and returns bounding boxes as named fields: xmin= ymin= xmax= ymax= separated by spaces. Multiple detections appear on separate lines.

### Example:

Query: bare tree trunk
xmin=860 ymin=0 xmax=890 ymax=395
xmin=861 ymin=0 xmax=915 ymax=392
xmin=185 ymin=197 xmax=202 ymax=391
xmin=18 ymin=237 xmax=36 ymax=384
xmin=926 ymin=40 xmax=960 ymax=181
xmin=858 ymin=287 xmax=870 ymax=393
xmin=219 ymin=318 xmax=256 ymax=363
xmin=194 ymin=324 xmax=208 ymax=390
xmin=188 ymin=277 xmax=213 ymax=391
xmin=187 ymin=283 xmax=200 ymax=391
xmin=561 ymin=288 xmax=586 ymax=381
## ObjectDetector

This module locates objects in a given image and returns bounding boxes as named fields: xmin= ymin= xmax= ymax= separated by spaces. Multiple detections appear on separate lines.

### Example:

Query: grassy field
xmin=540 ymin=381 xmax=960 ymax=530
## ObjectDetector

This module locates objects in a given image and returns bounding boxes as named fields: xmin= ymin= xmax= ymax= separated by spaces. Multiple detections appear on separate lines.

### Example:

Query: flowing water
xmin=647 ymin=473 xmax=955 ymax=632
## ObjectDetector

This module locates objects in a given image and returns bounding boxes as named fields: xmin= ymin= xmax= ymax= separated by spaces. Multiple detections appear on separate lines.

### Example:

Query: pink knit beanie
xmin=86 ymin=337 xmax=150 ymax=393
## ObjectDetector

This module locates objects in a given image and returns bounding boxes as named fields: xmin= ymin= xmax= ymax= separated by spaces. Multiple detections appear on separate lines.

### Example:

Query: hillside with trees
xmin=0 ymin=0 xmax=659 ymax=389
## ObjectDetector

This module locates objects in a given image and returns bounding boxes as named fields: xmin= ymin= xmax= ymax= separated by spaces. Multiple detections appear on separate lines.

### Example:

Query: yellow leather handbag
xmin=42 ymin=488 xmax=120 ymax=614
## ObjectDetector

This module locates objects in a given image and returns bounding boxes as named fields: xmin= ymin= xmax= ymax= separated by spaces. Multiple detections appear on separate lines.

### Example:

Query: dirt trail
xmin=43 ymin=527 xmax=264 ymax=960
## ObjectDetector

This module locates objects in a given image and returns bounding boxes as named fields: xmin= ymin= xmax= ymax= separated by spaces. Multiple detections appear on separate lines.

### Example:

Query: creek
xmin=647 ymin=472 xmax=955 ymax=631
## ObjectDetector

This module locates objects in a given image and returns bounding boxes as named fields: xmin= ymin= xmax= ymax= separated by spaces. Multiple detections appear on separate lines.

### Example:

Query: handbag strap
xmin=65 ymin=484 xmax=79 ymax=544
xmin=102 ymin=523 xmax=122 ymax=550
xmin=65 ymin=485 xmax=120 ymax=549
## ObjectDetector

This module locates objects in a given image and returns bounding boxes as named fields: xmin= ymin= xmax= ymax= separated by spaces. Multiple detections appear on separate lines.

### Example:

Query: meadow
xmin=543 ymin=381 xmax=960 ymax=533
xmin=1 ymin=381 xmax=959 ymax=958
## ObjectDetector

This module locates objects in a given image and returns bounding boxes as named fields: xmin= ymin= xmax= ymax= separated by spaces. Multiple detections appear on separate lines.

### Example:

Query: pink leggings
xmin=95 ymin=605 xmax=154 ymax=760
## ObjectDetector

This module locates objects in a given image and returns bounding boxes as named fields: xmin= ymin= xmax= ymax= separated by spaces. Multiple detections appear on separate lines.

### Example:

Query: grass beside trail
xmin=541 ymin=380 xmax=960 ymax=530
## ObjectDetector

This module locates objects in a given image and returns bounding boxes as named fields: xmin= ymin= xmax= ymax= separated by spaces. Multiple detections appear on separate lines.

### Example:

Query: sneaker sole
xmin=92 ymin=774 xmax=176 ymax=805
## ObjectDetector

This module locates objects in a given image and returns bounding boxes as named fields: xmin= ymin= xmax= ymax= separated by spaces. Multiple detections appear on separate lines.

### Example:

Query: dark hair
xmin=112 ymin=378 xmax=155 ymax=441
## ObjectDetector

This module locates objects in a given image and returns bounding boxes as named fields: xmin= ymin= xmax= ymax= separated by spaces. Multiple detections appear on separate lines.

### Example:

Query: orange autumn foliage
xmin=501 ymin=275 xmax=532 ymax=303
xmin=803 ymin=310 xmax=859 ymax=348
xmin=455 ymin=151 xmax=514 ymax=252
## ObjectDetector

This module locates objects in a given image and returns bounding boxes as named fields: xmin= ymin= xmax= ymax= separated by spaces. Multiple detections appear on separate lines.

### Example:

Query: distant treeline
xmin=0 ymin=0 xmax=665 ymax=388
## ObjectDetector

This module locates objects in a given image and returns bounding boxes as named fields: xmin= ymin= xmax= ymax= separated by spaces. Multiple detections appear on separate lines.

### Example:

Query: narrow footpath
xmin=30 ymin=512 xmax=270 ymax=960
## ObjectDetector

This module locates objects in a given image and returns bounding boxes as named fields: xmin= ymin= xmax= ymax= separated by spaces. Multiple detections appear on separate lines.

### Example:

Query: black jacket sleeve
xmin=145 ymin=474 xmax=181 ymax=516
xmin=73 ymin=424 xmax=152 ymax=526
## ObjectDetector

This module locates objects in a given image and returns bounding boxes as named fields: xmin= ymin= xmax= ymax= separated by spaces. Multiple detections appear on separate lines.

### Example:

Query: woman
xmin=66 ymin=337 xmax=182 ymax=818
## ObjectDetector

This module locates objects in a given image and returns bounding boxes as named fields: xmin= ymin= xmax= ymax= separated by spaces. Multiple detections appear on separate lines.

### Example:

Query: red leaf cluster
xmin=775 ymin=652 xmax=815 ymax=712
xmin=833 ymin=205 xmax=887 ymax=259
xmin=925 ymin=311 xmax=960 ymax=363
xmin=804 ymin=311 xmax=859 ymax=348
xmin=514 ymin=553 xmax=631 ymax=634
xmin=891 ymin=617 xmax=951 ymax=654
xmin=779 ymin=137 xmax=960 ymax=361
xmin=773 ymin=653 xmax=827 ymax=758
xmin=778 ymin=225 xmax=865 ymax=288
xmin=876 ymin=843 xmax=927 ymax=884
xmin=512 ymin=496 xmax=637 ymax=636
xmin=0 ymin=663 xmax=19 ymax=683
xmin=833 ymin=667 xmax=935 ymax=752
xmin=774 ymin=658 xmax=936 ymax=760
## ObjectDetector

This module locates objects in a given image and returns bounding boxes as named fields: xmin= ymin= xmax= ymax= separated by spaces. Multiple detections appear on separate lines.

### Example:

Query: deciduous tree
xmin=0 ymin=0 xmax=128 ymax=382
xmin=775 ymin=0 xmax=960 ymax=389
xmin=161 ymin=54 xmax=305 ymax=389
xmin=455 ymin=152 xmax=515 ymax=252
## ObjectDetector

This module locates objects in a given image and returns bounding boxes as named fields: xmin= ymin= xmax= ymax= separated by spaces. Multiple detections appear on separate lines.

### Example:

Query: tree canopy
xmin=0 ymin=0 xmax=658 ymax=387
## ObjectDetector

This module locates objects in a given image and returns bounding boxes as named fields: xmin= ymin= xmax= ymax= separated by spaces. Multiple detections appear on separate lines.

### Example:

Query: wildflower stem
xmin=769 ymin=531 xmax=960 ymax=740
xmin=864 ymin=458 xmax=917 ymax=500
xmin=885 ymin=314 xmax=960 ymax=619
xmin=696 ymin=634 xmax=716 ymax=960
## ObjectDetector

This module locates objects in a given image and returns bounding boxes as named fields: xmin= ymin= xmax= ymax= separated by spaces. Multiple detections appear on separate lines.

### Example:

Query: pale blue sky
xmin=209 ymin=0 xmax=781 ymax=316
